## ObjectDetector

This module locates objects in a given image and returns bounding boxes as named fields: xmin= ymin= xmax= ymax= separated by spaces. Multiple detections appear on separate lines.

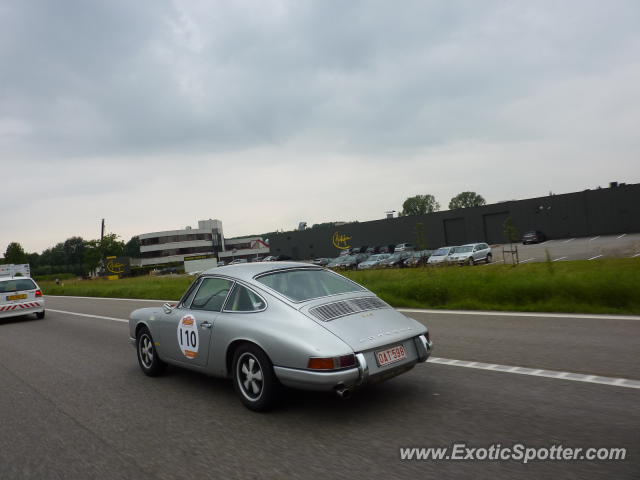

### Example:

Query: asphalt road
xmin=0 ymin=297 xmax=638 ymax=479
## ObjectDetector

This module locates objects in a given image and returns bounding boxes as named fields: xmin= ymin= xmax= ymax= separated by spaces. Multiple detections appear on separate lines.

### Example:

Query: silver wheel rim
xmin=237 ymin=352 xmax=264 ymax=402
xmin=139 ymin=334 xmax=154 ymax=369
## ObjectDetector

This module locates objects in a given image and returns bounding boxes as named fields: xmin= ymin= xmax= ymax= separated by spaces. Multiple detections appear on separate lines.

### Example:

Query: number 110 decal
xmin=177 ymin=314 xmax=199 ymax=359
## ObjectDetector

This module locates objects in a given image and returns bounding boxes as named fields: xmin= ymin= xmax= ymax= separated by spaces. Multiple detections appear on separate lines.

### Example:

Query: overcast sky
xmin=1 ymin=0 xmax=639 ymax=254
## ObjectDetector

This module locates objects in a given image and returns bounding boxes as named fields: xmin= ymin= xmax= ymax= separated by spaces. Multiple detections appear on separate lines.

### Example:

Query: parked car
xmin=338 ymin=250 xmax=351 ymax=257
xmin=379 ymin=251 xmax=411 ymax=268
xmin=447 ymin=243 xmax=492 ymax=265
xmin=378 ymin=244 xmax=397 ymax=254
xmin=229 ymin=259 xmax=248 ymax=265
xmin=310 ymin=258 xmax=331 ymax=266
xmin=522 ymin=230 xmax=547 ymax=244
xmin=128 ymin=262 xmax=433 ymax=411
xmin=0 ymin=276 xmax=45 ymax=320
xmin=403 ymin=250 xmax=433 ymax=267
xmin=427 ymin=246 xmax=457 ymax=265
xmin=349 ymin=246 xmax=368 ymax=254
xmin=217 ymin=261 xmax=226 ymax=267
xmin=262 ymin=256 xmax=278 ymax=262
xmin=333 ymin=253 xmax=369 ymax=270
xmin=394 ymin=243 xmax=415 ymax=252
xmin=326 ymin=257 xmax=344 ymax=269
xmin=357 ymin=253 xmax=391 ymax=270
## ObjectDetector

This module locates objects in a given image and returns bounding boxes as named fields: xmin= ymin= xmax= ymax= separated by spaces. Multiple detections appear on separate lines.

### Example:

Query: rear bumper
xmin=0 ymin=301 xmax=44 ymax=319
xmin=274 ymin=334 xmax=433 ymax=392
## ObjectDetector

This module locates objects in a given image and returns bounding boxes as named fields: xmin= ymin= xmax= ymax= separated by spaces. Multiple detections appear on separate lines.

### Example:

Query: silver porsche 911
xmin=129 ymin=262 xmax=433 ymax=411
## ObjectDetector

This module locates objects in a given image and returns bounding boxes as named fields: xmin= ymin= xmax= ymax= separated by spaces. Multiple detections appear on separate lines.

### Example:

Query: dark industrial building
xmin=267 ymin=183 xmax=640 ymax=259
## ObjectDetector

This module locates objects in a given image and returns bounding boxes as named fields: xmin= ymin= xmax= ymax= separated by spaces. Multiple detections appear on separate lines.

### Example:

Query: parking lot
xmin=491 ymin=233 xmax=640 ymax=264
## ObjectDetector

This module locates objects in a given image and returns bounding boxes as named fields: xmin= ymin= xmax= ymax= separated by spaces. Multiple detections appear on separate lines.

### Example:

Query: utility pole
xmin=100 ymin=219 xmax=105 ymax=242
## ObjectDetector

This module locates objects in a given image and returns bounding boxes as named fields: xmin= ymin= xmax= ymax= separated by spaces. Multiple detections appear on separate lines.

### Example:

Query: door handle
xmin=201 ymin=321 xmax=213 ymax=329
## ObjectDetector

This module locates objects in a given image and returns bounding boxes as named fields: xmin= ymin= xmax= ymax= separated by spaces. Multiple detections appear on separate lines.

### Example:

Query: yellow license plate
xmin=7 ymin=294 xmax=27 ymax=301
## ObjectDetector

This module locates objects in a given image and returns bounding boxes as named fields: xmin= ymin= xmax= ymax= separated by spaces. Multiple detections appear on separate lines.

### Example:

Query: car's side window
xmin=180 ymin=278 xmax=202 ymax=308
xmin=190 ymin=277 xmax=234 ymax=312
xmin=223 ymin=284 xmax=266 ymax=312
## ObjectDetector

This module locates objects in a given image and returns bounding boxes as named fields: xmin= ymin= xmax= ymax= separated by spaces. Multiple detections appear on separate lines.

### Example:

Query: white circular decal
xmin=177 ymin=314 xmax=199 ymax=359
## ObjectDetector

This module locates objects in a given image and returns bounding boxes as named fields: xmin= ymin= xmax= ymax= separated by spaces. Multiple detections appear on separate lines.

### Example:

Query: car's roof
xmin=462 ymin=243 xmax=486 ymax=246
xmin=0 ymin=276 xmax=35 ymax=282
xmin=201 ymin=261 xmax=318 ymax=281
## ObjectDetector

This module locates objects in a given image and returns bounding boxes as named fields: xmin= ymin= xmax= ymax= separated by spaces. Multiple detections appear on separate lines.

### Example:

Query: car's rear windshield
xmin=256 ymin=268 xmax=365 ymax=302
xmin=0 ymin=278 xmax=37 ymax=293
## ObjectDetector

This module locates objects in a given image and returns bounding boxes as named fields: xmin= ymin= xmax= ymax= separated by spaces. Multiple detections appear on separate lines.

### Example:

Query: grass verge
xmin=39 ymin=259 xmax=640 ymax=315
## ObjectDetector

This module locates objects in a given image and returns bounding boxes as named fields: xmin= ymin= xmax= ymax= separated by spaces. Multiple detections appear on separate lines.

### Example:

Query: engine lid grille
xmin=309 ymin=297 xmax=390 ymax=322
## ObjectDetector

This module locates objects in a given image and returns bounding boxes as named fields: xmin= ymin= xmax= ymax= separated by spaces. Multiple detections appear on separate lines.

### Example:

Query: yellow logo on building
xmin=332 ymin=232 xmax=352 ymax=250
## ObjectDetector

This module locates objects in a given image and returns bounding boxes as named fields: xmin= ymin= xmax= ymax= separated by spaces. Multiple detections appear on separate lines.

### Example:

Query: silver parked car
xmin=447 ymin=243 xmax=492 ymax=265
xmin=129 ymin=262 xmax=433 ymax=411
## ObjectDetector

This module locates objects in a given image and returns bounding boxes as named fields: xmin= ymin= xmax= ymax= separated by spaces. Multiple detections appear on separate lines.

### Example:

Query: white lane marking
xmin=48 ymin=309 xmax=128 ymax=324
xmin=562 ymin=238 xmax=575 ymax=244
xmin=46 ymin=295 xmax=172 ymax=303
xmin=398 ymin=308 xmax=640 ymax=321
xmin=589 ymin=236 xmax=600 ymax=241
xmin=519 ymin=258 xmax=535 ymax=263
xmin=632 ymin=253 xmax=640 ymax=258
xmin=482 ymin=259 xmax=504 ymax=266
xmin=428 ymin=357 xmax=640 ymax=390
xmin=552 ymin=256 xmax=567 ymax=262
xmin=44 ymin=307 xmax=640 ymax=390
xmin=588 ymin=255 xmax=603 ymax=260
xmin=617 ymin=233 xmax=627 ymax=239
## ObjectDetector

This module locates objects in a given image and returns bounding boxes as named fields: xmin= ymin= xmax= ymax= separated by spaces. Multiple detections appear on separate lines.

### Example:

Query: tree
xmin=449 ymin=191 xmax=486 ymax=210
xmin=84 ymin=233 xmax=125 ymax=271
xmin=124 ymin=236 xmax=140 ymax=258
xmin=4 ymin=242 xmax=27 ymax=264
xmin=401 ymin=195 xmax=440 ymax=216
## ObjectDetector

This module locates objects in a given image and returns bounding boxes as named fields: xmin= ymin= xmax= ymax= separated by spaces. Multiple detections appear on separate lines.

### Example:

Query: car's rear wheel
xmin=36 ymin=310 xmax=45 ymax=319
xmin=232 ymin=344 xmax=280 ymax=412
xmin=136 ymin=327 xmax=166 ymax=376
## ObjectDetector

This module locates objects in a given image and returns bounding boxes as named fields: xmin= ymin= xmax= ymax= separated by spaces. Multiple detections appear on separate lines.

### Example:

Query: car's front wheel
xmin=136 ymin=327 xmax=166 ymax=376
xmin=467 ymin=257 xmax=475 ymax=266
xmin=486 ymin=253 xmax=492 ymax=263
xmin=232 ymin=344 xmax=280 ymax=412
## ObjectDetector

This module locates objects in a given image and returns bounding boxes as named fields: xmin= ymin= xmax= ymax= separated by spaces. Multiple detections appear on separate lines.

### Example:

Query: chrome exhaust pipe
xmin=335 ymin=386 xmax=352 ymax=399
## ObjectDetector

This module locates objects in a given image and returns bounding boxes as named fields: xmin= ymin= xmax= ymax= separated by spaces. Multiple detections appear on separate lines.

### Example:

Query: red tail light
xmin=308 ymin=354 xmax=356 ymax=370
xmin=35 ymin=290 xmax=43 ymax=297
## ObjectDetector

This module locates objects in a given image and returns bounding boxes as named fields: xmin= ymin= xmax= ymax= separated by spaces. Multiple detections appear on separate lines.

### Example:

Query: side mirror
xmin=162 ymin=303 xmax=174 ymax=314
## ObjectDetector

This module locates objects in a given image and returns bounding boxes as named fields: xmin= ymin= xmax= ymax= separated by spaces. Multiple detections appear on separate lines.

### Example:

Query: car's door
xmin=158 ymin=276 xmax=234 ymax=367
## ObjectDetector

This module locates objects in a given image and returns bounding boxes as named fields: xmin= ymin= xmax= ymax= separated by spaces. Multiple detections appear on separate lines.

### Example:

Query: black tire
xmin=232 ymin=343 xmax=280 ymax=412
xmin=467 ymin=257 xmax=475 ymax=266
xmin=486 ymin=253 xmax=492 ymax=263
xmin=136 ymin=326 xmax=166 ymax=377
xmin=36 ymin=310 xmax=45 ymax=319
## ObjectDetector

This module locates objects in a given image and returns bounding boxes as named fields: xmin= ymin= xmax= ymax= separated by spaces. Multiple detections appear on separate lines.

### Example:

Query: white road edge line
xmin=552 ymin=256 xmax=568 ymax=262
xmin=632 ymin=253 xmax=640 ymax=258
xmin=589 ymin=236 xmax=600 ymax=241
xmin=428 ymin=357 xmax=640 ymax=390
xmin=617 ymin=233 xmax=627 ymax=239
xmin=588 ymin=255 xmax=603 ymax=260
xmin=46 ymin=295 xmax=640 ymax=321
xmin=562 ymin=238 xmax=575 ymax=244
xmin=48 ymin=309 xmax=129 ymax=323
xmin=46 ymin=308 xmax=640 ymax=389
xmin=397 ymin=308 xmax=640 ymax=321
xmin=519 ymin=258 xmax=535 ymax=263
